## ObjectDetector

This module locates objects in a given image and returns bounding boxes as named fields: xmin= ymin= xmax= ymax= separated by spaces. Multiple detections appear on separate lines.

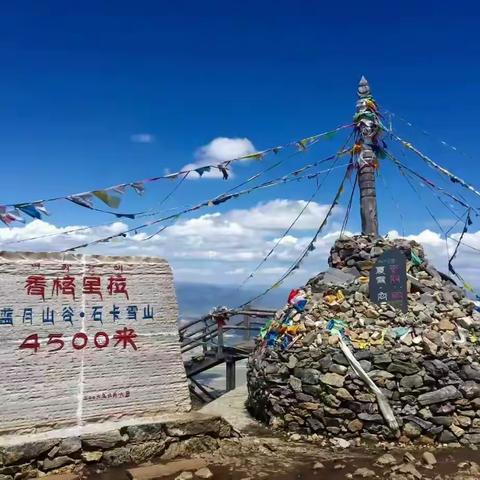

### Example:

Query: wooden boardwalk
xmin=179 ymin=308 xmax=274 ymax=402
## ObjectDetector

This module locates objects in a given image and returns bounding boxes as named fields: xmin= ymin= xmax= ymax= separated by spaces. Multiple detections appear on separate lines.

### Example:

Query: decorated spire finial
xmin=354 ymin=76 xmax=379 ymax=237
xmin=358 ymin=75 xmax=371 ymax=97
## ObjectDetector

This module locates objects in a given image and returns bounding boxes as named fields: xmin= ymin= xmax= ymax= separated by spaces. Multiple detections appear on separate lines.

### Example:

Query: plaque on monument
xmin=369 ymin=248 xmax=408 ymax=313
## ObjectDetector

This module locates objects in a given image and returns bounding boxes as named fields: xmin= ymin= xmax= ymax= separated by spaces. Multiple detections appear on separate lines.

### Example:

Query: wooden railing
xmin=179 ymin=307 xmax=275 ymax=357
xmin=180 ymin=307 xmax=275 ymax=402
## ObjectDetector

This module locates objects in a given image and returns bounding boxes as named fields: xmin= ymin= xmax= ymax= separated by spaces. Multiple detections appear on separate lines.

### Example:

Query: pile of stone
xmin=247 ymin=235 xmax=480 ymax=444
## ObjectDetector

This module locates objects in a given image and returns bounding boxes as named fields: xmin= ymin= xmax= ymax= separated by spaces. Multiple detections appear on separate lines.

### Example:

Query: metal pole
xmin=226 ymin=360 xmax=236 ymax=391
xmin=356 ymin=76 xmax=379 ymax=237
xmin=217 ymin=321 xmax=224 ymax=358
xmin=244 ymin=312 xmax=251 ymax=340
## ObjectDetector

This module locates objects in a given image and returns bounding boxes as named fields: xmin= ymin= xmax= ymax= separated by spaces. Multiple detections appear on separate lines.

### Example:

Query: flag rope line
xmin=448 ymin=209 xmax=473 ymax=278
xmin=0 ymin=123 xmax=352 ymax=226
xmin=1 ymin=146 xmax=349 ymax=247
xmin=386 ymin=129 xmax=480 ymax=201
xmin=383 ymin=109 xmax=475 ymax=163
xmin=389 ymin=149 xmax=478 ymax=296
xmin=237 ymin=162 xmax=352 ymax=308
xmin=136 ymin=141 xmax=326 ymax=224
xmin=340 ymin=170 xmax=358 ymax=237
xmin=384 ymin=149 xmax=477 ymax=214
xmin=61 ymin=153 xmax=352 ymax=252
xmin=377 ymin=168 xmax=405 ymax=237
xmin=0 ymin=205 xmax=184 ymax=247
xmin=133 ymin=150 xmax=354 ymax=243
xmin=237 ymin=131 xmax=355 ymax=289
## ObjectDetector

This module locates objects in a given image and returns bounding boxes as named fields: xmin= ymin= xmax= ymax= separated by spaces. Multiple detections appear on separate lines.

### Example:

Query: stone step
xmin=43 ymin=474 xmax=79 ymax=480
xmin=127 ymin=458 xmax=207 ymax=479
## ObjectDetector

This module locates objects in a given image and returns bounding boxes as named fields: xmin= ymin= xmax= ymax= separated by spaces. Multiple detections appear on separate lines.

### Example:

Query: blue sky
xmin=1 ymin=1 xmax=480 ymax=308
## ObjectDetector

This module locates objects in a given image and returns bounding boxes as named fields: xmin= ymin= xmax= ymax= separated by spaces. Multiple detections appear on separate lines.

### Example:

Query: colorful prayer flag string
xmin=0 ymin=123 xmax=352 ymax=226
xmin=237 ymin=162 xmax=352 ymax=308
xmin=387 ymin=130 xmax=480 ymax=201
xmin=383 ymin=109 xmax=475 ymax=162
xmin=237 ymin=131 xmax=355 ymax=289
xmin=383 ymin=150 xmax=478 ymax=214
xmin=61 ymin=152 xmax=352 ymax=252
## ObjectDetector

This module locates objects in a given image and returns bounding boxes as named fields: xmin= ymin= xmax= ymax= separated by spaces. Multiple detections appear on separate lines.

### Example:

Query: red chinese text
xmin=52 ymin=275 xmax=76 ymax=299
xmin=82 ymin=276 xmax=103 ymax=299
xmin=107 ymin=275 xmax=129 ymax=299
xmin=25 ymin=275 xmax=47 ymax=300
xmin=19 ymin=329 xmax=138 ymax=353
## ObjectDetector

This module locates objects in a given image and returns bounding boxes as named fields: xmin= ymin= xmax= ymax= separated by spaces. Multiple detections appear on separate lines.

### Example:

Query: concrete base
xmin=200 ymin=385 xmax=264 ymax=434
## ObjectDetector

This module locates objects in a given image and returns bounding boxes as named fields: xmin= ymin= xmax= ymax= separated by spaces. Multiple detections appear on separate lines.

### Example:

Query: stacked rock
xmin=247 ymin=235 xmax=480 ymax=444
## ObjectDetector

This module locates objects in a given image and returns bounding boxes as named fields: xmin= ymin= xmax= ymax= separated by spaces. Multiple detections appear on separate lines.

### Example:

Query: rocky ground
xmin=85 ymin=433 xmax=480 ymax=479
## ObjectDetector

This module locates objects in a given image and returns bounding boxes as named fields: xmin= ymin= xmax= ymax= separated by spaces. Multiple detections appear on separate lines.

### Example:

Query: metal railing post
xmin=202 ymin=316 xmax=208 ymax=354
xmin=226 ymin=360 xmax=236 ymax=391
xmin=217 ymin=319 xmax=224 ymax=358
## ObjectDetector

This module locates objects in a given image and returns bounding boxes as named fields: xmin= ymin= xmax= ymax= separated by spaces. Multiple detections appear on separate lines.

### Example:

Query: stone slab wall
xmin=0 ymin=251 xmax=191 ymax=435
xmin=0 ymin=413 xmax=234 ymax=478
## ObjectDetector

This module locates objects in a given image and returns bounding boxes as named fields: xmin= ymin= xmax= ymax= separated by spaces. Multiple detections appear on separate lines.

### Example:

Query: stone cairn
xmin=247 ymin=235 xmax=480 ymax=445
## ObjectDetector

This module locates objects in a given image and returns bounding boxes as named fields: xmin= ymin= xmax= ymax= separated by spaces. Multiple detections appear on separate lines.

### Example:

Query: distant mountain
xmin=174 ymin=281 xmax=288 ymax=318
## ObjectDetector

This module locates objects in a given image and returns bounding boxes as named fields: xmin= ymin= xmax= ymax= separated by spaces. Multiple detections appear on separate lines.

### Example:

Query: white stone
xmin=422 ymin=451 xmax=437 ymax=465
xmin=333 ymin=438 xmax=350 ymax=449
xmin=176 ymin=472 xmax=193 ymax=480
xmin=195 ymin=467 xmax=214 ymax=479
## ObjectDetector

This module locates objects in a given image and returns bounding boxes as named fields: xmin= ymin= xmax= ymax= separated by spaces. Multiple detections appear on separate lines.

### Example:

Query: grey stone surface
xmin=319 ymin=373 xmax=345 ymax=388
xmin=2 ymin=439 xmax=58 ymax=465
xmin=0 ymin=413 xmax=233 ymax=477
xmin=58 ymin=437 xmax=81 ymax=456
xmin=163 ymin=416 xmax=223 ymax=438
xmin=418 ymin=386 xmax=461 ymax=406
xmin=82 ymin=430 xmax=125 ymax=450
xmin=123 ymin=423 xmax=166 ymax=443
xmin=42 ymin=455 xmax=74 ymax=471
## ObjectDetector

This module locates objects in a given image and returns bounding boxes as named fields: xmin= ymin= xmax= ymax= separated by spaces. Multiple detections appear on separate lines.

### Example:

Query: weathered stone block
xmin=2 ymin=439 xmax=58 ymax=465
xmin=161 ymin=437 xmax=218 ymax=460
xmin=319 ymin=373 xmax=345 ymax=388
xmin=418 ymin=386 xmax=461 ymax=406
xmin=129 ymin=441 xmax=166 ymax=464
xmin=42 ymin=455 xmax=74 ymax=471
xmin=388 ymin=361 xmax=419 ymax=375
xmin=163 ymin=416 xmax=222 ymax=438
xmin=293 ymin=368 xmax=320 ymax=385
xmin=122 ymin=423 xmax=166 ymax=443
xmin=82 ymin=430 xmax=125 ymax=450
xmin=58 ymin=437 xmax=81 ymax=456
xmin=102 ymin=447 xmax=132 ymax=467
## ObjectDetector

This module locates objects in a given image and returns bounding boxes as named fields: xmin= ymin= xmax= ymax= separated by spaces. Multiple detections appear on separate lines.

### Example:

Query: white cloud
xmin=2 ymin=204 xmax=480 ymax=295
xmin=0 ymin=220 xmax=128 ymax=251
xmin=388 ymin=228 xmax=480 ymax=287
xmin=130 ymin=133 xmax=155 ymax=144
xmin=182 ymin=137 xmax=256 ymax=179
xmin=225 ymin=199 xmax=340 ymax=230
xmin=0 ymin=200 xmax=342 ymax=286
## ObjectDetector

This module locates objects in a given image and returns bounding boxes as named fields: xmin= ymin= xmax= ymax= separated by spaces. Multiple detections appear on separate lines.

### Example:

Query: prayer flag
xmin=93 ymin=190 xmax=121 ymax=209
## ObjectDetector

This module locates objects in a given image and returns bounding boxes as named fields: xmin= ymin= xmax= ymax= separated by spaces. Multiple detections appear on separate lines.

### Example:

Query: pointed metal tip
xmin=357 ymin=75 xmax=371 ymax=97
